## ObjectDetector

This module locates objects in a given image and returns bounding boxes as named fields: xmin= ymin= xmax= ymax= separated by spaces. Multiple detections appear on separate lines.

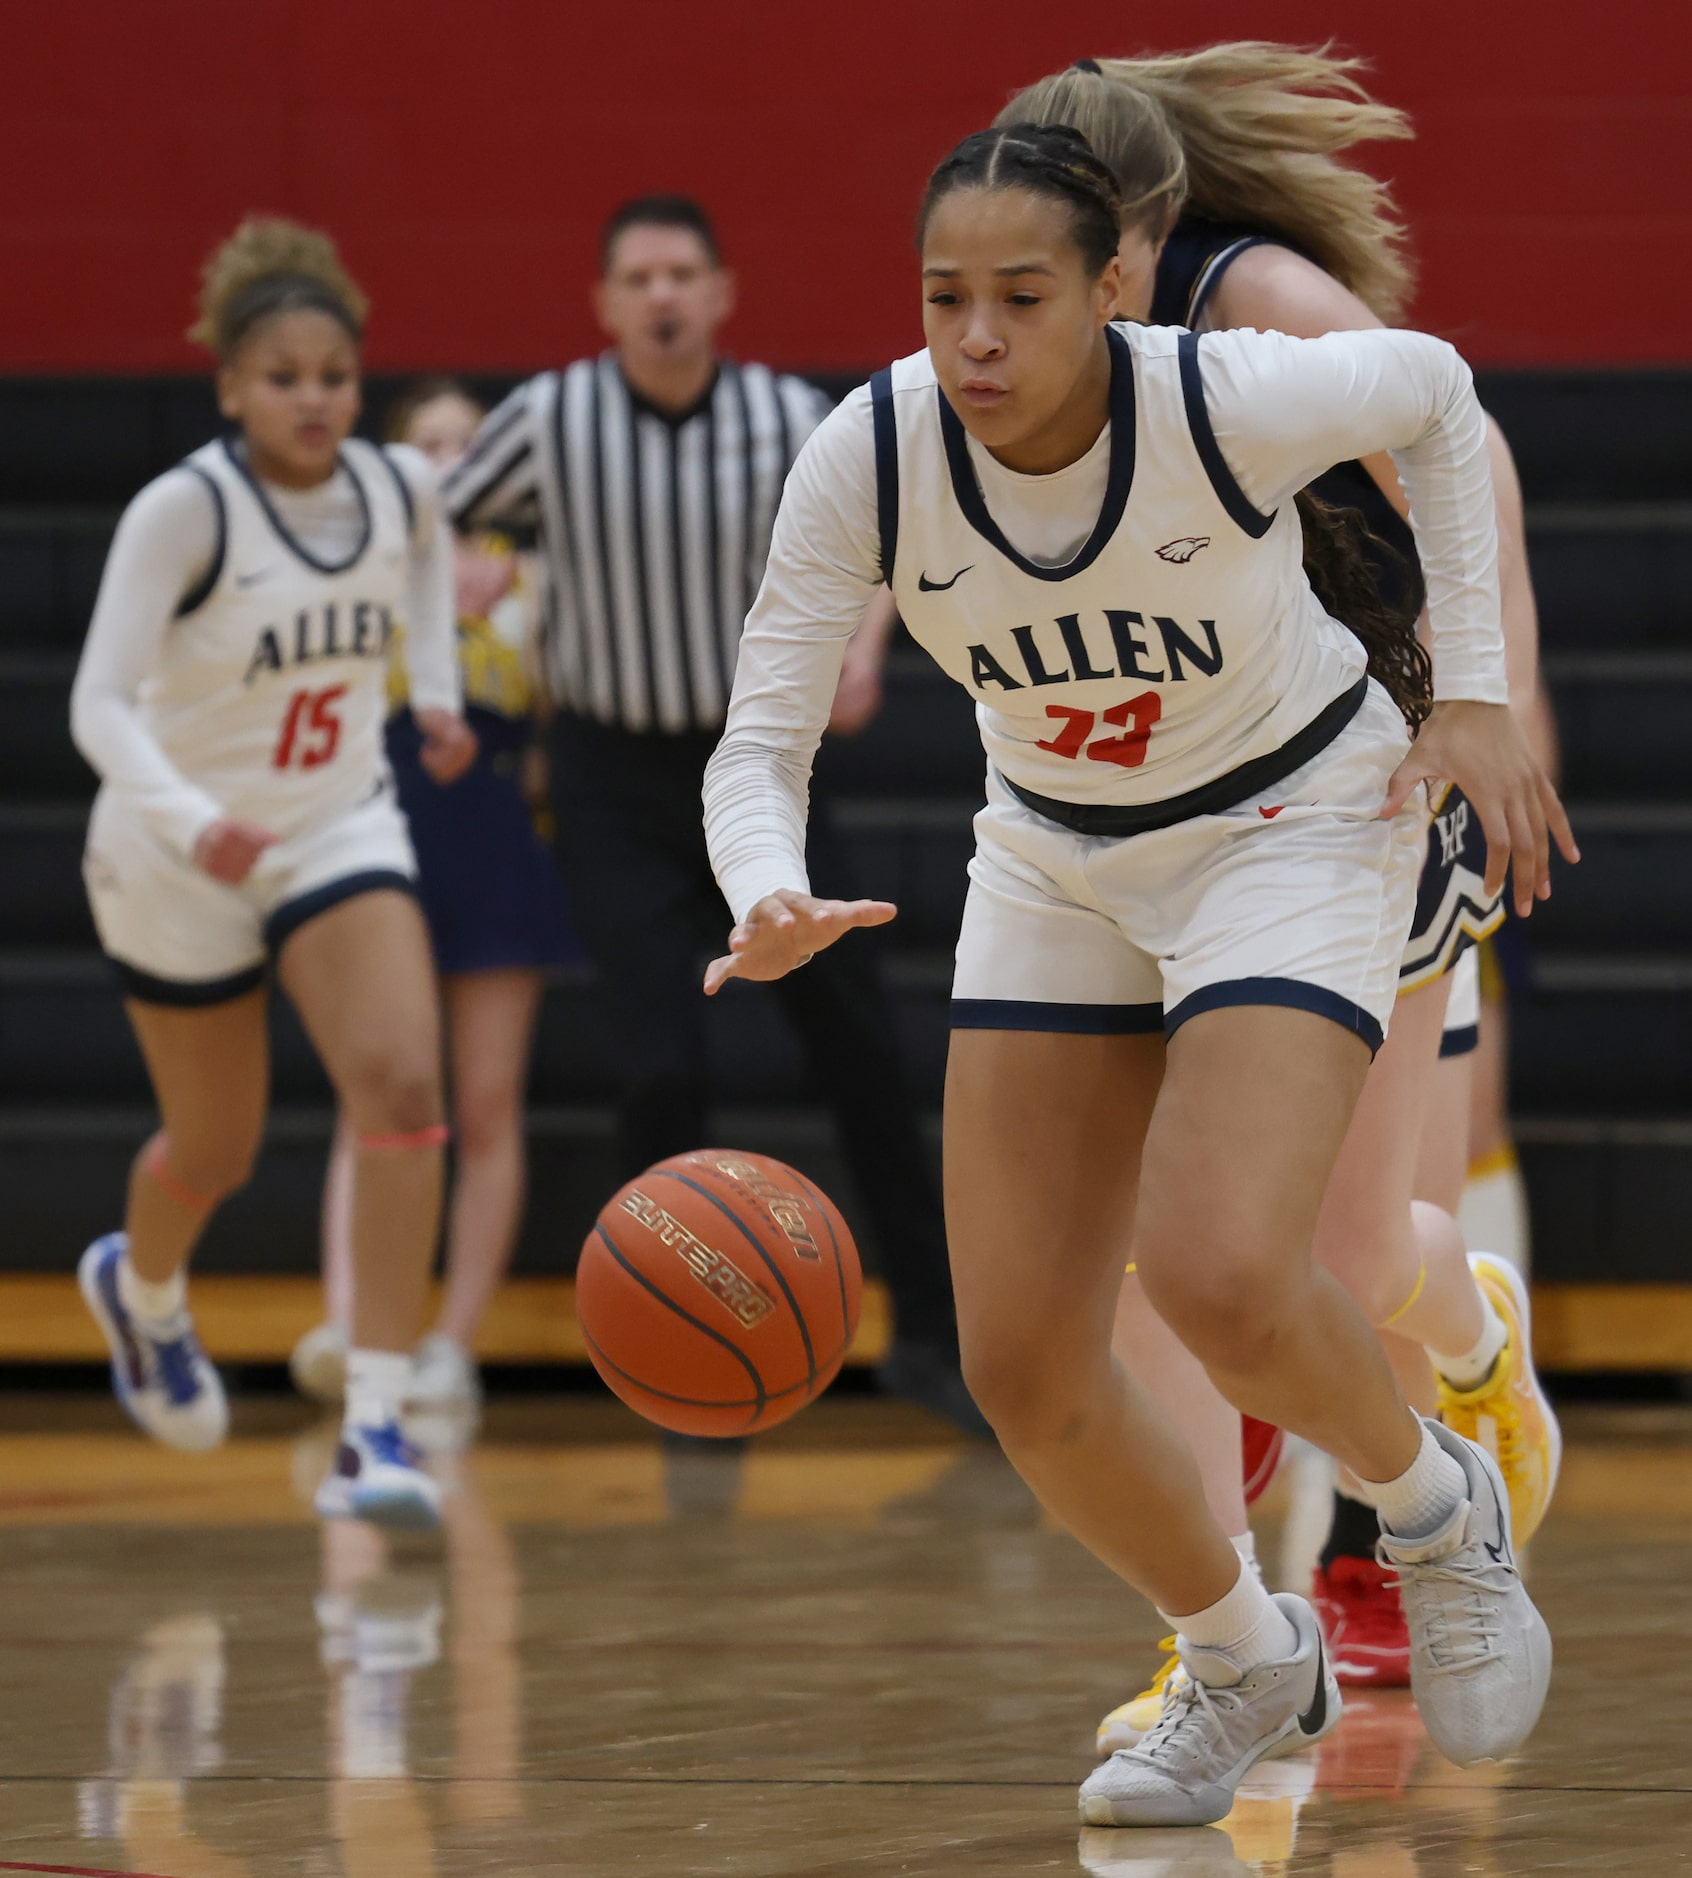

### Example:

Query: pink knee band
xmin=142 ymin=1134 xmax=217 ymax=1212
xmin=357 ymin=1123 xmax=450 ymax=1153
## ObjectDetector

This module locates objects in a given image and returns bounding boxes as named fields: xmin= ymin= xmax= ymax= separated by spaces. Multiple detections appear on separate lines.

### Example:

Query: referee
xmin=443 ymin=196 xmax=979 ymax=1432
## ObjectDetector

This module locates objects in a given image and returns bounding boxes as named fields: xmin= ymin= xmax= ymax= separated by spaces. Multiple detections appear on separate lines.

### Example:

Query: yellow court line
xmin=0 ymin=1273 xmax=895 ymax=1365
xmin=0 ymin=1274 xmax=1683 ymax=1371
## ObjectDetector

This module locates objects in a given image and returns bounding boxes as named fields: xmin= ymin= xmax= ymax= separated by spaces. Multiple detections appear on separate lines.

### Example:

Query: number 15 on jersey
xmin=273 ymin=684 xmax=347 ymax=770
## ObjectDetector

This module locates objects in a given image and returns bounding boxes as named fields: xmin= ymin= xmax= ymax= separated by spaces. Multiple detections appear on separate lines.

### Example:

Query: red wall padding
xmin=4 ymin=0 xmax=1689 ymax=371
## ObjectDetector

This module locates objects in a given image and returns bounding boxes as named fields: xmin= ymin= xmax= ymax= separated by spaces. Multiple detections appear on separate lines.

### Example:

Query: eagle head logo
xmin=1156 ymin=535 xmax=1211 ymax=564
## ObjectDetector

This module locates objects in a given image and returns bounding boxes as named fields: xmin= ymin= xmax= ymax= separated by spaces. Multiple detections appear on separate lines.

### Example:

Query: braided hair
xmin=920 ymin=122 xmax=1125 ymax=277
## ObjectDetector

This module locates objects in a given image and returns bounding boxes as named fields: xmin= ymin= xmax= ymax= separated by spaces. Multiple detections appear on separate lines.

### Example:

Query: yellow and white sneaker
xmin=1437 ymin=1253 xmax=1562 ymax=1546
xmin=1097 ymin=1636 xmax=1188 ymax=1756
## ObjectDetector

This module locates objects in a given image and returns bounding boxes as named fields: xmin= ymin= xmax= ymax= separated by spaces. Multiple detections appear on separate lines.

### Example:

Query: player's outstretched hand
xmin=192 ymin=817 xmax=280 ymax=886
xmin=704 ymin=891 xmax=897 ymax=995
xmin=416 ymin=708 xmax=479 ymax=785
xmin=1382 ymin=699 xmax=1579 ymax=918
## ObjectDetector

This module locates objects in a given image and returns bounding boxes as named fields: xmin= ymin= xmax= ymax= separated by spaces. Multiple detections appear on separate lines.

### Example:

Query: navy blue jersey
xmin=1152 ymin=217 xmax=1420 ymax=614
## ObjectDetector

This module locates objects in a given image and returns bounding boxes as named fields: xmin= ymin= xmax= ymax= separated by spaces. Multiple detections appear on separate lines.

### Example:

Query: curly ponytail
xmin=1296 ymin=490 xmax=1430 ymax=730
xmin=188 ymin=217 xmax=368 ymax=360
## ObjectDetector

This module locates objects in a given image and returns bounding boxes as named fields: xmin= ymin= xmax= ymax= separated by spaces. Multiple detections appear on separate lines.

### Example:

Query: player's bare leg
xmin=431 ymin=969 xmax=544 ymax=1356
xmin=280 ymin=890 xmax=445 ymax=1358
xmin=1318 ymin=979 xmax=1558 ymax=1543
xmin=121 ymin=990 xmax=270 ymax=1281
xmin=947 ymin=1023 xmax=1348 ymax=1827
xmin=281 ymin=889 xmax=446 ymax=1526
xmin=77 ymin=991 xmax=267 ymax=1451
xmin=945 ymin=1028 xmax=1247 ymax=1609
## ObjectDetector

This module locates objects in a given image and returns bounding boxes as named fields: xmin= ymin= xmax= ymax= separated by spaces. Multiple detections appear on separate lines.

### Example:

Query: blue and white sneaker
xmin=314 ymin=1420 xmax=442 ymax=1530
xmin=77 ymin=1233 xmax=229 ymax=1453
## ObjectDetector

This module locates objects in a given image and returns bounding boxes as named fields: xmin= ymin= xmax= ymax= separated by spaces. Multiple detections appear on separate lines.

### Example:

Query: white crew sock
xmin=344 ymin=1349 xmax=412 ymax=1431
xmin=1357 ymin=1418 xmax=1468 ymax=1540
xmin=1159 ymin=1558 xmax=1297 ymax=1684
xmin=1231 ymin=1529 xmax=1263 ymax=1582
xmin=117 ymin=1253 xmax=187 ymax=1327
xmin=1429 ymin=1292 xmax=1509 ymax=1392
xmin=1458 ymin=1156 xmax=1532 ymax=1277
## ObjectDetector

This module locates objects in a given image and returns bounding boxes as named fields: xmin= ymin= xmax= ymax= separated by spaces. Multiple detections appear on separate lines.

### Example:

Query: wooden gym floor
xmin=0 ymin=1391 xmax=1687 ymax=1876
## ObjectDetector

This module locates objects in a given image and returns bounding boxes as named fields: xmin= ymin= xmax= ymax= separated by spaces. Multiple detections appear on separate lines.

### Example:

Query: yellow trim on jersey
xmin=1477 ymin=934 xmax=1507 ymax=1005
xmin=1395 ymin=901 xmax=1508 ymax=999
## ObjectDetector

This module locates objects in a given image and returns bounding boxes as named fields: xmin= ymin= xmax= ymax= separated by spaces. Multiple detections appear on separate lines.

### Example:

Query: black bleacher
xmin=3 ymin=370 xmax=1690 ymax=1285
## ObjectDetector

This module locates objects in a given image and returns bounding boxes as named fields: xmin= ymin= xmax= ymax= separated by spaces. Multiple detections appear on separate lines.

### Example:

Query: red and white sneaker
xmin=1310 ymin=1556 xmax=1410 ymax=1688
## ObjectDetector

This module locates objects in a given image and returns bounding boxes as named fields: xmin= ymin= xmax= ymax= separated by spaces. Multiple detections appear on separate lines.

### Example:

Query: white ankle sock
xmin=1159 ymin=1559 xmax=1297 ymax=1683
xmin=1231 ymin=1530 xmax=1262 ymax=1582
xmin=117 ymin=1254 xmax=186 ymax=1326
xmin=344 ymin=1349 xmax=412 ymax=1431
xmin=1357 ymin=1418 xmax=1468 ymax=1540
xmin=1430 ymin=1294 xmax=1509 ymax=1391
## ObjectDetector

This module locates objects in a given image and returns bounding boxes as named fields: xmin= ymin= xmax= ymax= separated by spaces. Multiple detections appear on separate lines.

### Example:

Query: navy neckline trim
xmin=1176 ymin=332 xmax=1275 ymax=540
xmin=222 ymin=436 xmax=374 ymax=575
xmin=936 ymin=323 xmax=1136 ymax=583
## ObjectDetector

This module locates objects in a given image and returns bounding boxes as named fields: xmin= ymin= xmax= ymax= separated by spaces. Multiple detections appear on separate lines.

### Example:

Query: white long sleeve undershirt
xmin=70 ymin=445 xmax=459 ymax=857
xmin=705 ymin=324 xmax=1505 ymax=921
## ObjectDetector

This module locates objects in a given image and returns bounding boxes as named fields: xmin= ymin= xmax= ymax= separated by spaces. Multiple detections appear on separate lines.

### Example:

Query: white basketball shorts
xmin=84 ymin=783 xmax=417 ymax=1005
xmin=951 ymin=682 xmax=1424 ymax=1055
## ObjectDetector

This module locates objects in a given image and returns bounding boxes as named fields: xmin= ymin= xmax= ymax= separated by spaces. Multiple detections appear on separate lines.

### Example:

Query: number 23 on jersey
xmin=1035 ymin=690 xmax=1162 ymax=769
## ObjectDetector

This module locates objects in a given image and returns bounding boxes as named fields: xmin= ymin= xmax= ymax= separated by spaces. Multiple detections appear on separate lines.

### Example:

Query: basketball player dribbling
xmin=70 ymin=220 xmax=474 ymax=1528
xmin=703 ymin=123 xmax=1575 ymax=1826
xmin=999 ymin=45 xmax=1562 ymax=1734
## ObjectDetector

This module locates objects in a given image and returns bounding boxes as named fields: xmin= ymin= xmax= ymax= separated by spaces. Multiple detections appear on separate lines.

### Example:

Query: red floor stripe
xmin=0 ymin=1863 xmax=177 ymax=1877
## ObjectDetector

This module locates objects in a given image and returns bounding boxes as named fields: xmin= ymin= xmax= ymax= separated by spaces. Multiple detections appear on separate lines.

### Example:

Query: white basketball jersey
xmin=134 ymin=438 xmax=414 ymax=840
xmin=873 ymin=322 xmax=1367 ymax=808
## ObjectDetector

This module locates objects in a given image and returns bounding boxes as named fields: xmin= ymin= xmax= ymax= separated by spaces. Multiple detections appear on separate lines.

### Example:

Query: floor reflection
xmin=0 ymin=1398 xmax=1678 ymax=1875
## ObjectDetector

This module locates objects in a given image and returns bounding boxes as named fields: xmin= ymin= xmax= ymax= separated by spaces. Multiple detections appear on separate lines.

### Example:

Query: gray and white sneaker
xmin=1078 ymin=1594 xmax=1339 ymax=1829
xmin=1378 ymin=1416 xmax=1551 ymax=1767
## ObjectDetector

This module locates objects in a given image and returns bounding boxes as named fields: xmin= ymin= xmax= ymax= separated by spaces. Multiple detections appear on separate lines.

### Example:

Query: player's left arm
xmin=1209 ymin=244 xmax=1556 ymax=768
xmin=390 ymin=445 xmax=476 ymax=785
xmin=1202 ymin=242 xmax=1406 ymax=516
xmin=1201 ymin=323 xmax=1576 ymax=912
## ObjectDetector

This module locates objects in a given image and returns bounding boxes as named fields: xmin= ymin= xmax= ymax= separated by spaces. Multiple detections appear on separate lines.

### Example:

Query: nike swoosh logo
xmin=1258 ymin=806 xmax=1284 ymax=820
xmin=235 ymin=568 xmax=276 ymax=589
xmin=1484 ymin=1539 xmax=1507 ymax=1565
xmin=1298 ymin=1632 xmax=1329 ymax=1737
xmin=917 ymin=565 xmax=973 ymax=592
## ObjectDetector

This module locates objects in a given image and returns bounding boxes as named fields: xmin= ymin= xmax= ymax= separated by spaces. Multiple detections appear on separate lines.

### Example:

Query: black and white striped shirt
xmin=441 ymin=356 xmax=829 ymax=733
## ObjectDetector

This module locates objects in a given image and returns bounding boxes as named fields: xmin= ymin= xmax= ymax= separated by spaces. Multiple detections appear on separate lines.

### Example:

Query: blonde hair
xmin=188 ymin=216 xmax=369 ymax=358
xmin=1000 ymin=42 xmax=1415 ymax=322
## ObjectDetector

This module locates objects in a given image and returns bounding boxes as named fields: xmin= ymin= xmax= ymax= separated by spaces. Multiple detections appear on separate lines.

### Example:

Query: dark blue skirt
xmin=387 ymin=707 xmax=580 ymax=975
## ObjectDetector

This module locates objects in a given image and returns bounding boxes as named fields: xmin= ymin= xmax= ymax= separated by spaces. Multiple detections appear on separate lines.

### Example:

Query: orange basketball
xmin=576 ymin=1149 xmax=863 ymax=1437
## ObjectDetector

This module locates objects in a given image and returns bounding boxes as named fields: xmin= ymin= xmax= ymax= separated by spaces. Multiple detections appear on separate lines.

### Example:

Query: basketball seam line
xmin=580 ymin=1326 xmax=766 ymax=1434
xmin=788 ymin=1166 xmax=854 ymax=1379
xmin=588 ymin=1222 xmax=767 ymax=1411
xmin=580 ymin=1324 xmax=847 ymax=1419
xmin=653 ymin=1167 xmax=820 ymax=1392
